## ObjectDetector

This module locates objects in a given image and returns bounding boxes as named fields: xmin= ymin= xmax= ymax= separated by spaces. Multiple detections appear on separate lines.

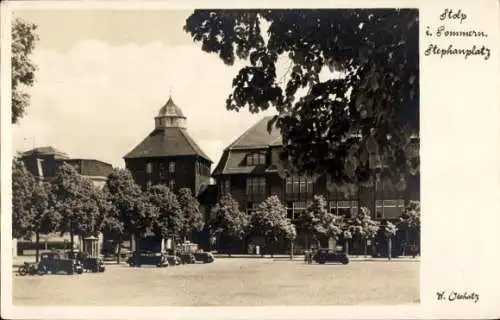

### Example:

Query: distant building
xmin=212 ymin=116 xmax=420 ymax=254
xmin=20 ymin=146 xmax=113 ymax=188
xmin=16 ymin=146 xmax=114 ymax=254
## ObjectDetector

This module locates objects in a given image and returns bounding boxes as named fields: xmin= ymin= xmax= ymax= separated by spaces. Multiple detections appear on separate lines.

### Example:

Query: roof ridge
xmin=227 ymin=116 xmax=274 ymax=150
xmin=178 ymin=128 xmax=212 ymax=162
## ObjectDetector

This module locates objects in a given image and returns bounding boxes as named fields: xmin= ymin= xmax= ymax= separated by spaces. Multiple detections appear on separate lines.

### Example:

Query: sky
xmin=12 ymin=9 xmax=278 ymax=168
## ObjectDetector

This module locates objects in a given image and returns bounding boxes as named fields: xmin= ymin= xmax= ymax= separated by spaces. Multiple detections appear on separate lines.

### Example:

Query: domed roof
xmin=157 ymin=97 xmax=186 ymax=118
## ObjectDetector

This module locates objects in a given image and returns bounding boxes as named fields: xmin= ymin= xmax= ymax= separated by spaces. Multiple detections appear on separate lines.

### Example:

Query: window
xmin=220 ymin=179 xmax=231 ymax=195
xmin=146 ymin=162 xmax=153 ymax=174
xmin=375 ymin=199 xmax=405 ymax=219
xmin=329 ymin=200 xmax=359 ymax=218
xmin=169 ymin=161 xmax=175 ymax=173
xmin=246 ymin=177 xmax=266 ymax=195
xmin=286 ymin=176 xmax=313 ymax=194
xmin=246 ymin=153 xmax=266 ymax=166
xmin=159 ymin=163 xmax=165 ymax=179
xmin=168 ymin=180 xmax=175 ymax=190
xmin=286 ymin=201 xmax=311 ymax=219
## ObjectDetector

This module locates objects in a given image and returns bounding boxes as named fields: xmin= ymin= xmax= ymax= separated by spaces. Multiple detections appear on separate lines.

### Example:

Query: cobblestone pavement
xmin=13 ymin=258 xmax=419 ymax=306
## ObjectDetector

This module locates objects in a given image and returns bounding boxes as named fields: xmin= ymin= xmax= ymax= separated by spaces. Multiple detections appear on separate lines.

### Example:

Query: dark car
xmin=39 ymin=252 xmax=84 ymax=275
xmin=312 ymin=248 xmax=349 ymax=265
xmin=193 ymin=252 xmax=215 ymax=264
xmin=127 ymin=251 xmax=169 ymax=267
xmin=65 ymin=250 xmax=105 ymax=273
xmin=177 ymin=252 xmax=196 ymax=264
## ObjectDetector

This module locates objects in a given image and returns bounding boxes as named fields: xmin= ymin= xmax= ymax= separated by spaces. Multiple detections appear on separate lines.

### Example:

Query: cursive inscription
xmin=425 ymin=9 xmax=491 ymax=61
xmin=436 ymin=291 xmax=480 ymax=303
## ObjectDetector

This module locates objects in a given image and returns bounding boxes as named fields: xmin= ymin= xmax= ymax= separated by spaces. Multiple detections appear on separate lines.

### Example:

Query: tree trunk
xmin=290 ymin=239 xmax=294 ymax=260
xmin=364 ymin=239 xmax=368 ymax=258
xmin=116 ymin=236 xmax=122 ymax=264
xmin=388 ymin=237 xmax=392 ymax=261
xmin=345 ymin=240 xmax=349 ymax=256
xmin=135 ymin=233 xmax=141 ymax=267
xmin=70 ymin=230 xmax=74 ymax=250
xmin=35 ymin=231 xmax=40 ymax=263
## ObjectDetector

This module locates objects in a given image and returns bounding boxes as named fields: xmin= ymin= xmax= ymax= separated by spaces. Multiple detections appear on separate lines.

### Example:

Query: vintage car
xmin=17 ymin=262 xmax=46 ymax=276
xmin=166 ymin=255 xmax=182 ymax=266
xmin=126 ymin=251 xmax=169 ymax=267
xmin=38 ymin=252 xmax=84 ymax=275
xmin=177 ymin=252 xmax=196 ymax=264
xmin=312 ymin=248 xmax=349 ymax=265
xmin=65 ymin=250 xmax=105 ymax=273
xmin=193 ymin=252 xmax=215 ymax=264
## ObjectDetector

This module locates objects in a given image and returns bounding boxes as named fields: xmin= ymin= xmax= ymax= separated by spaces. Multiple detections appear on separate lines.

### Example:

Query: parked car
xmin=166 ymin=255 xmax=181 ymax=266
xmin=177 ymin=252 xmax=196 ymax=264
xmin=126 ymin=251 xmax=169 ymax=267
xmin=17 ymin=262 xmax=46 ymax=276
xmin=38 ymin=252 xmax=84 ymax=275
xmin=193 ymin=252 xmax=215 ymax=264
xmin=312 ymin=248 xmax=349 ymax=265
xmin=65 ymin=250 xmax=105 ymax=273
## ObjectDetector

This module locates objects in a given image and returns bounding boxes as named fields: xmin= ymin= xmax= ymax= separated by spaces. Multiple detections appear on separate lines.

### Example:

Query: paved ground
xmin=13 ymin=258 xmax=419 ymax=306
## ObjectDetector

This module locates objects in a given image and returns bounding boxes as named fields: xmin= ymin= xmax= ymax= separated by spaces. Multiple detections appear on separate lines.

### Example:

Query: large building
xmin=212 ymin=116 xmax=420 ymax=254
xmin=123 ymin=96 xmax=214 ymax=251
xmin=124 ymin=96 xmax=212 ymax=196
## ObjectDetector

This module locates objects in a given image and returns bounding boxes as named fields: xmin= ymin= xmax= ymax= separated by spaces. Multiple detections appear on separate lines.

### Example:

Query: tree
xmin=184 ymin=10 xmax=419 ymax=185
xmin=398 ymin=200 xmax=420 ymax=256
xmin=177 ymin=188 xmax=204 ymax=242
xmin=249 ymin=195 xmax=296 ymax=256
xmin=12 ymin=157 xmax=36 ymax=239
xmin=379 ymin=220 xmax=397 ymax=260
xmin=12 ymin=158 xmax=60 ymax=262
xmin=348 ymin=207 xmax=379 ymax=257
xmin=50 ymin=163 xmax=105 ymax=250
xmin=12 ymin=18 xmax=39 ymax=124
xmin=147 ymin=184 xmax=183 ymax=254
xmin=106 ymin=168 xmax=149 ymax=263
xmin=210 ymin=194 xmax=248 ymax=256
xmin=295 ymin=195 xmax=343 ymax=249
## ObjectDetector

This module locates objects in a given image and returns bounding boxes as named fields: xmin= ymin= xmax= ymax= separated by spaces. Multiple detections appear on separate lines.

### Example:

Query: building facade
xmin=212 ymin=117 xmax=420 ymax=255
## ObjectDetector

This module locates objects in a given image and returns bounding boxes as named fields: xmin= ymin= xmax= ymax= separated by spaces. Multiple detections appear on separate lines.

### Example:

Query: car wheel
xmin=76 ymin=268 xmax=83 ymax=274
xmin=318 ymin=261 xmax=326 ymax=264
xmin=37 ymin=266 xmax=47 ymax=276
xmin=129 ymin=261 xmax=135 ymax=267
xmin=18 ymin=266 xmax=28 ymax=276
xmin=342 ymin=259 xmax=349 ymax=265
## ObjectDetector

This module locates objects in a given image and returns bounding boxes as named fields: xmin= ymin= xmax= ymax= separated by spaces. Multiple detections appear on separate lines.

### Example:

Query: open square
xmin=13 ymin=258 xmax=419 ymax=306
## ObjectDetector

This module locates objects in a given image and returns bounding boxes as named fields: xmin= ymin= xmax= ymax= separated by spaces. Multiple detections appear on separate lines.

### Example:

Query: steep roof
xmin=22 ymin=146 xmax=69 ymax=159
xmin=226 ymin=116 xmax=282 ymax=150
xmin=212 ymin=116 xmax=284 ymax=176
xmin=123 ymin=127 xmax=212 ymax=162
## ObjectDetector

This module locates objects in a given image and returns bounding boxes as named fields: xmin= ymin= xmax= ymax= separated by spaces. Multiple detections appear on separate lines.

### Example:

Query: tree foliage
xmin=348 ymin=207 xmax=379 ymax=240
xmin=106 ymin=168 xmax=154 ymax=238
xmin=184 ymin=9 xmax=419 ymax=184
xmin=12 ymin=157 xmax=36 ymax=238
xmin=210 ymin=194 xmax=248 ymax=240
xmin=250 ymin=195 xmax=296 ymax=241
xmin=398 ymin=200 xmax=420 ymax=232
xmin=12 ymin=18 xmax=39 ymax=124
xmin=147 ymin=184 xmax=183 ymax=240
xmin=296 ymin=195 xmax=343 ymax=243
xmin=177 ymin=188 xmax=204 ymax=240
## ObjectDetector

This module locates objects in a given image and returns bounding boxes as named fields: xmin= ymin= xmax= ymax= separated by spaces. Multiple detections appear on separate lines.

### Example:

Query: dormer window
xmin=246 ymin=152 xmax=266 ymax=166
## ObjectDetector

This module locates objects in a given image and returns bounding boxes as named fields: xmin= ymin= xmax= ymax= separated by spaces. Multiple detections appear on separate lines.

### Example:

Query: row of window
xmin=219 ymin=176 xmax=316 ymax=196
xmin=244 ymin=199 xmax=405 ymax=220
xmin=246 ymin=153 xmax=266 ymax=166
xmin=146 ymin=162 xmax=175 ymax=174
